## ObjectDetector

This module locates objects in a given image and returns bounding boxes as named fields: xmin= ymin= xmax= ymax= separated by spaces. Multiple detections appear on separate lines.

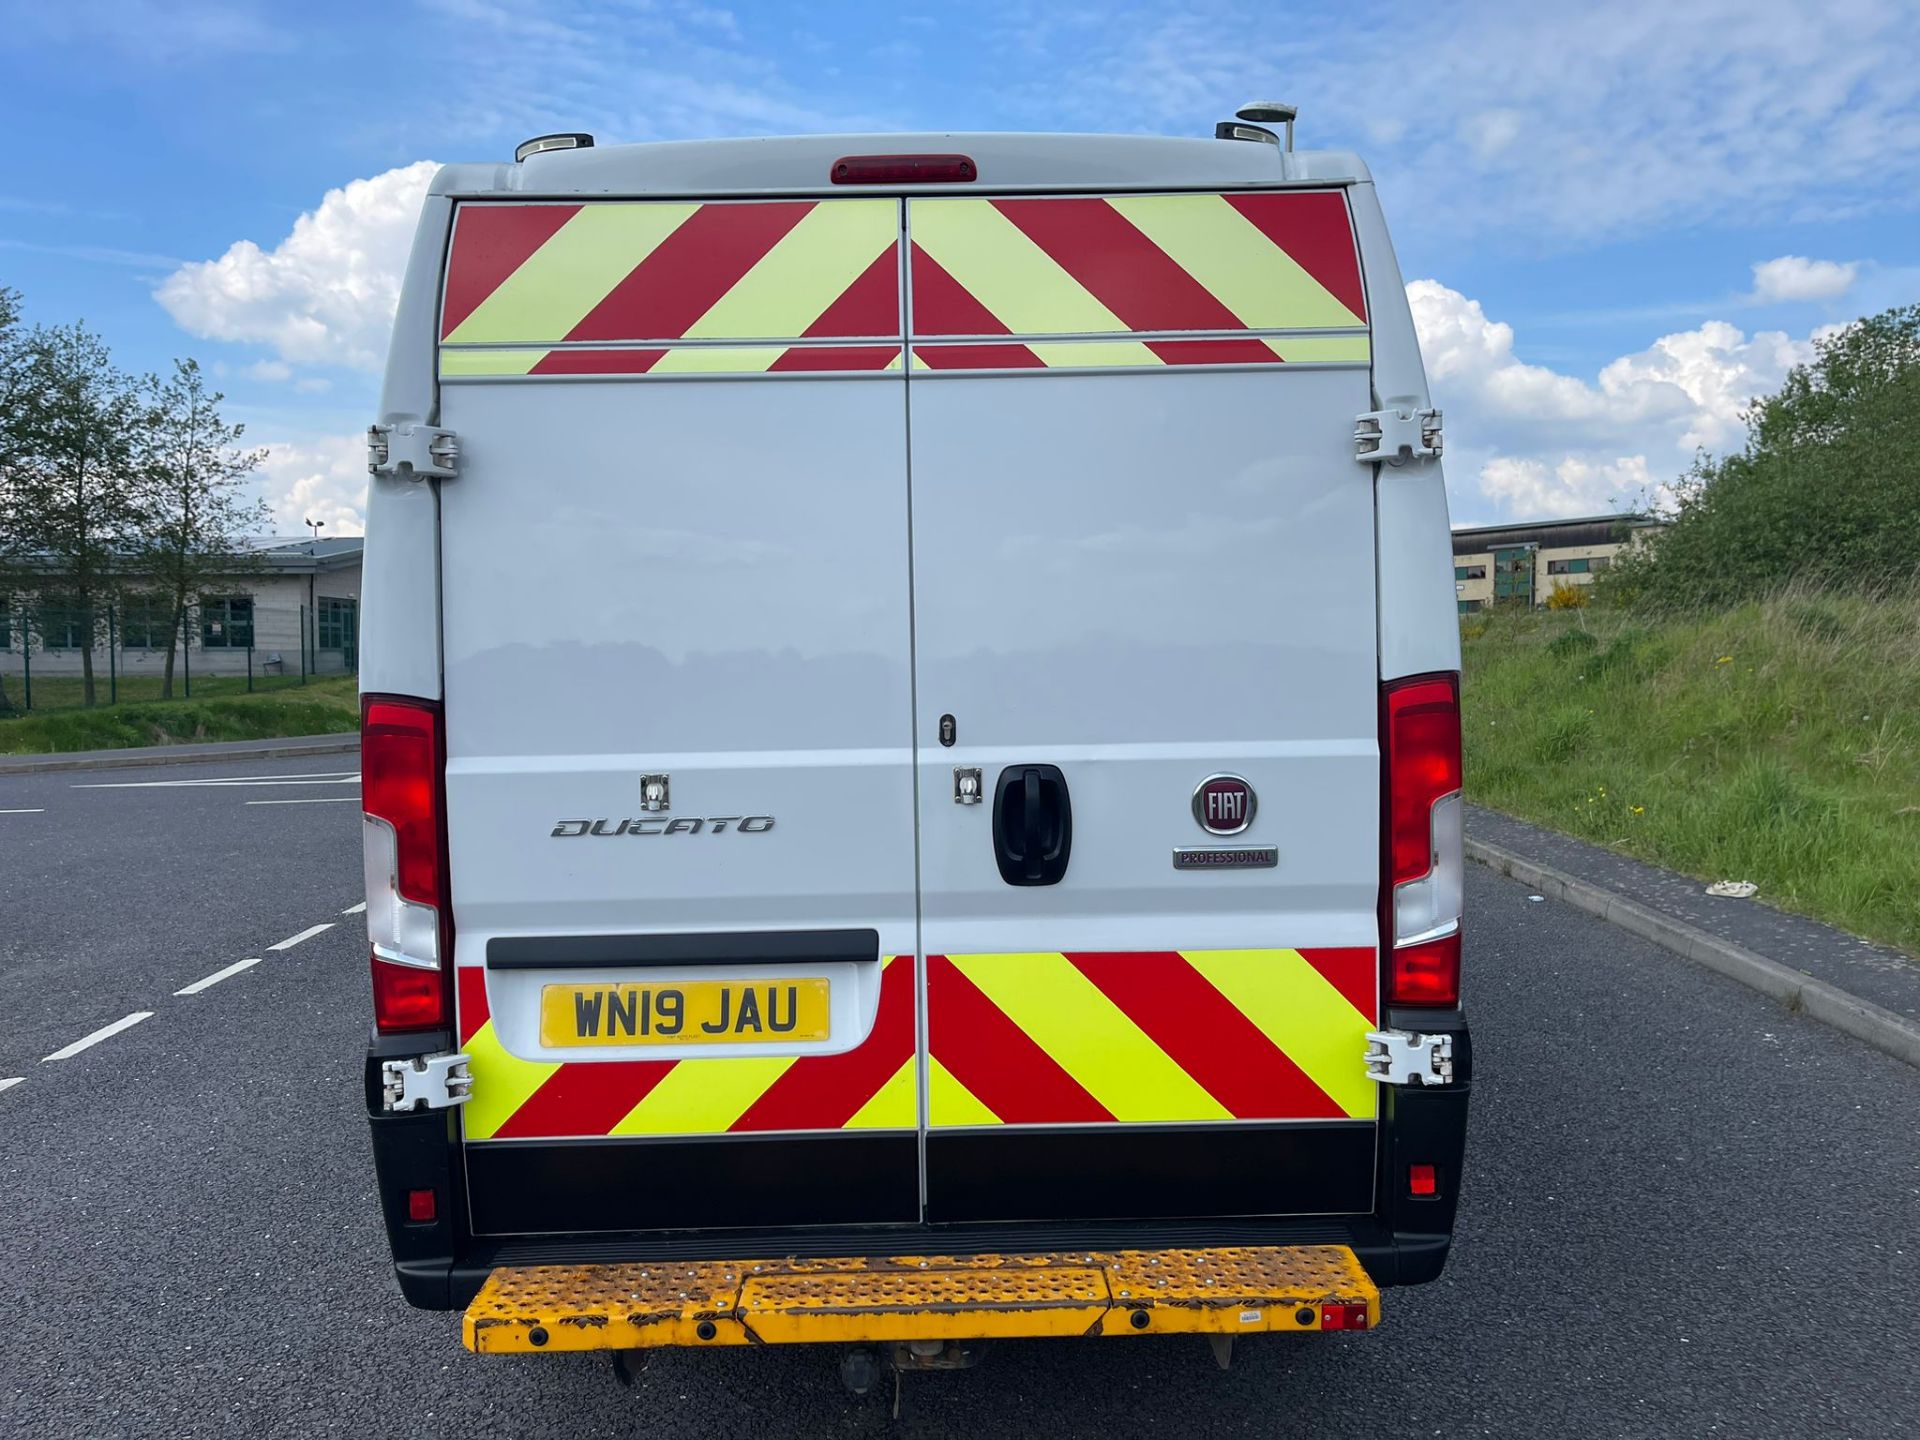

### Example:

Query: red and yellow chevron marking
xmin=456 ymin=958 xmax=917 ymax=1141
xmin=440 ymin=345 xmax=907 ymax=378
xmin=927 ymin=949 xmax=1377 ymax=1128
xmin=906 ymin=192 xmax=1368 ymax=368
xmin=440 ymin=198 xmax=901 ymax=347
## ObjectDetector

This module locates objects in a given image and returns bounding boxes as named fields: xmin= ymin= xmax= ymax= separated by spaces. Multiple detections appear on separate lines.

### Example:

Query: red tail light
xmin=361 ymin=696 xmax=452 ymax=1033
xmin=1382 ymin=674 xmax=1463 ymax=1007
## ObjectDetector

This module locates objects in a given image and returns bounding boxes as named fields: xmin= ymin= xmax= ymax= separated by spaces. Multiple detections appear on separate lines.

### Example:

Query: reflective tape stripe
xmin=1183 ymin=950 xmax=1378 ymax=1120
xmin=843 ymin=1058 xmax=918 ymax=1129
xmin=909 ymin=200 xmax=1127 ymax=336
xmin=608 ymin=1053 xmax=798 ymax=1136
xmin=685 ymin=199 xmax=897 ymax=340
xmin=927 ymin=1055 xmax=1000 ymax=1127
xmin=952 ymin=954 xmax=1233 ymax=1123
xmin=462 ymin=1021 xmax=559 ymax=1140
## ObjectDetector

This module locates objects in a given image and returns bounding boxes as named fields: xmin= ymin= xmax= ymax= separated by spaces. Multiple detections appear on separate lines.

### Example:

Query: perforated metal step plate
xmin=463 ymin=1245 xmax=1380 ymax=1353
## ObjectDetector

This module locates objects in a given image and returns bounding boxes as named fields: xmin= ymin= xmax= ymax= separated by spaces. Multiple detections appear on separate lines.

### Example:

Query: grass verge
xmin=0 ymin=675 xmax=358 ymax=755
xmin=1462 ymin=586 xmax=1920 ymax=956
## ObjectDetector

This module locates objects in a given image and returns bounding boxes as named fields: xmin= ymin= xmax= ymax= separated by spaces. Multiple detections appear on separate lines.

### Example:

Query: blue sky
xmin=3 ymin=0 xmax=1917 ymax=531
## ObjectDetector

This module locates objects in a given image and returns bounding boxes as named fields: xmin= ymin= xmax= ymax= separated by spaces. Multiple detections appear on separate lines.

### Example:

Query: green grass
xmin=0 ymin=675 xmax=359 ymax=755
xmin=1 ymin=669 xmax=320 ymax=711
xmin=1463 ymin=586 xmax=1920 ymax=955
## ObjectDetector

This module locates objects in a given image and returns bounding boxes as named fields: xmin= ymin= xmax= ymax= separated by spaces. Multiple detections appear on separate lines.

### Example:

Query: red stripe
xmin=1146 ymin=338 xmax=1278 ymax=365
xmin=928 ymin=956 xmax=1112 ymax=1124
xmin=913 ymin=345 xmax=1043 ymax=369
xmin=992 ymin=198 xmax=1246 ymax=333
xmin=1066 ymin=952 xmax=1346 ymax=1120
xmin=492 ymin=1058 xmax=677 ymax=1140
xmin=801 ymin=246 xmax=901 ymax=338
xmin=767 ymin=345 xmax=900 ymax=372
xmin=909 ymin=243 xmax=1011 ymax=336
xmin=442 ymin=204 xmax=580 ymax=339
xmin=731 ymin=960 xmax=916 ymax=1132
xmin=565 ymin=201 xmax=813 ymax=343
xmin=1297 ymin=947 xmax=1377 ymax=1023
xmin=456 ymin=966 xmax=490 ymax=1045
xmin=529 ymin=348 xmax=666 ymax=375
xmin=1222 ymin=192 xmax=1367 ymax=322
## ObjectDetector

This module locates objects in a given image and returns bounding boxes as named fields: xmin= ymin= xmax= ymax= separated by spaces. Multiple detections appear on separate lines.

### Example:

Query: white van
xmin=360 ymin=116 xmax=1468 ymax=1372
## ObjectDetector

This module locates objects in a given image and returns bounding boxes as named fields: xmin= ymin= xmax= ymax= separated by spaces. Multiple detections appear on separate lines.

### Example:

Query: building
xmin=1452 ymin=514 xmax=1663 ymax=612
xmin=0 ymin=537 xmax=363 ymax=680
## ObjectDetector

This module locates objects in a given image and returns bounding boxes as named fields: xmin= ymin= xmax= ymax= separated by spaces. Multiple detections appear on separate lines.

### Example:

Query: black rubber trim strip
xmin=486 ymin=928 xmax=881 ymax=970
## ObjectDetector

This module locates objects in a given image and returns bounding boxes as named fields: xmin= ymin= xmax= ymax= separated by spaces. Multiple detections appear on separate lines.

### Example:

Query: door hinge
xmin=1354 ymin=407 xmax=1442 ymax=465
xmin=1364 ymin=1030 xmax=1455 ymax=1086
xmin=368 ymin=422 xmax=459 ymax=480
xmin=380 ymin=1052 xmax=473 ymax=1112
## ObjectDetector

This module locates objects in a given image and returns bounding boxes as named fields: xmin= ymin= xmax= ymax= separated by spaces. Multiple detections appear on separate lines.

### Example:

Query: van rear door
xmin=432 ymin=197 xmax=922 ymax=1236
xmin=903 ymin=190 xmax=1383 ymax=1222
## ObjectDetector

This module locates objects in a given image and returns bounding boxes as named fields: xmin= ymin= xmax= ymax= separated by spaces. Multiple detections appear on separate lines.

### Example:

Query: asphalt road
xmin=2 ymin=753 xmax=1916 ymax=1438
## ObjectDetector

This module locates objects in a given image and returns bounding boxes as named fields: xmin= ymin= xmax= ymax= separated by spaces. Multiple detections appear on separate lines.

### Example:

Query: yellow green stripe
xmin=687 ymin=199 xmax=896 ymax=340
xmin=444 ymin=202 xmax=700 ymax=344
xmin=1107 ymin=194 xmax=1365 ymax=331
xmin=461 ymin=1021 xmax=559 ymax=1140
xmin=954 ymin=954 xmax=1231 ymax=1123
xmin=844 ymin=1058 xmax=918 ymax=1129
xmin=1266 ymin=334 xmax=1371 ymax=364
xmin=1183 ymin=949 xmax=1377 ymax=1119
xmin=928 ymin=1055 xmax=1000 ymax=1127
xmin=1027 ymin=340 xmax=1163 ymax=368
xmin=439 ymin=348 xmax=547 ymax=377
xmin=646 ymin=346 xmax=787 ymax=374
xmin=609 ymin=1054 xmax=796 ymax=1136
xmin=910 ymin=200 xmax=1126 ymax=336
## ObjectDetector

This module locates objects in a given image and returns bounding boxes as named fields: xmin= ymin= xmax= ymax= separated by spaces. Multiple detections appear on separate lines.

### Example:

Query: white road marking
xmin=43 ymin=1011 xmax=153 ymax=1061
xmin=269 ymin=923 xmax=334 ymax=951
xmin=175 ymin=957 xmax=263 ymax=996
xmin=0 ymin=1077 xmax=22 ymax=1095
xmin=245 ymin=796 xmax=361 ymax=806
xmin=73 ymin=771 xmax=360 ymax=790
xmin=0 ymin=808 xmax=46 ymax=814
xmin=342 ymin=901 xmax=367 ymax=915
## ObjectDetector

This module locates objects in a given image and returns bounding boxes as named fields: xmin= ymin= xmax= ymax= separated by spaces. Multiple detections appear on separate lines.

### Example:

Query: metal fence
xmin=0 ymin=600 xmax=355 ymax=714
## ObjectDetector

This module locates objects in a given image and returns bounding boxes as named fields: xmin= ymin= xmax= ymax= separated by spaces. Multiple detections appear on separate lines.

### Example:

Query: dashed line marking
xmin=269 ymin=923 xmax=334 ymax=951
xmin=43 ymin=1011 xmax=153 ymax=1061
xmin=0 ymin=808 xmax=46 ymax=814
xmin=342 ymin=901 xmax=367 ymax=915
xmin=175 ymin=957 xmax=263 ymax=996
xmin=246 ymin=797 xmax=360 ymax=806
xmin=74 ymin=772 xmax=360 ymax=790
xmin=0 ymin=1077 xmax=22 ymax=1095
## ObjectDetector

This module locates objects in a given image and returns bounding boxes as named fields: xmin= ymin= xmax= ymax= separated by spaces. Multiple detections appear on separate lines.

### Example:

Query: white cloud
xmin=1749 ymin=255 xmax=1860 ymax=303
xmin=156 ymin=161 xmax=439 ymax=371
xmin=255 ymin=435 xmax=368 ymax=536
xmin=1410 ymin=279 xmax=1818 ymax=521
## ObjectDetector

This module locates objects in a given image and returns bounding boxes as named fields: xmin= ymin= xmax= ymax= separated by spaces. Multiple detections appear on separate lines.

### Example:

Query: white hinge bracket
xmin=380 ymin=1052 xmax=472 ymax=1112
xmin=368 ymin=422 xmax=458 ymax=480
xmin=1354 ymin=407 xmax=1443 ymax=465
xmin=1365 ymin=1030 xmax=1455 ymax=1086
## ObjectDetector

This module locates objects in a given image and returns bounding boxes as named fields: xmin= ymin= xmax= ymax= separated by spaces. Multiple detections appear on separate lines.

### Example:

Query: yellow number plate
xmin=539 ymin=979 xmax=831 ymax=1048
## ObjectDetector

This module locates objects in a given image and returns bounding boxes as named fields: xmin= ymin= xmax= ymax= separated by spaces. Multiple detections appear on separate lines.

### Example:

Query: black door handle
xmin=993 ymin=764 xmax=1072 ymax=886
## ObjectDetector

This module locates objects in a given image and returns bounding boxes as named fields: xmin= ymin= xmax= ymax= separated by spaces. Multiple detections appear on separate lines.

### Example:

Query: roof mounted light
xmin=1233 ymin=100 xmax=1298 ymax=152
xmin=515 ymin=132 xmax=595 ymax=163
xmin=1216 ymin=122 xmax=1280 ymax=146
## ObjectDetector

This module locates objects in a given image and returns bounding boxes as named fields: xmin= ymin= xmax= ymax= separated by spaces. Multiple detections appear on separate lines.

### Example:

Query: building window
xmin=1546 ymin=557 xmax=1591 ymax=576
xmin=200 ymin=595 xmax=254 ymax=649
xmin=0 ymin=594 xmax=9 ymax=650
xmin=1589 ymin=555 xmax=1612 ymax=572
xmin=1455 ymin=565 xmax=1487 ymax=581
xmin=1457 ymin=599 xmax=1483 ymax=614
xmin=317 ymin=596 xmax=358 ymax=651
xmin=119 ymin=594 xmax=174 ymax=650
xmin=39 ymin=595 xmax=92 ymax=650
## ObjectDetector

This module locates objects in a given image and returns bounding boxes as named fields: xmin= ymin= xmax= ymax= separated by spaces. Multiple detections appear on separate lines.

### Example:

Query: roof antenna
xmin=1235 ymin=101 xmax=1298 ymax=152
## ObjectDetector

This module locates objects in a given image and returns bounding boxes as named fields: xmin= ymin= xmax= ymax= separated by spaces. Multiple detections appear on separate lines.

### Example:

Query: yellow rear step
xmin=463 ymin=1245 xmax=1379 ymax=1353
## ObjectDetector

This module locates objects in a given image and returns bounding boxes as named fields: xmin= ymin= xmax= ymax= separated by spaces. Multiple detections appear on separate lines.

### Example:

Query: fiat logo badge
xmin=1192 ymin=774 xmax=1256 ymax=836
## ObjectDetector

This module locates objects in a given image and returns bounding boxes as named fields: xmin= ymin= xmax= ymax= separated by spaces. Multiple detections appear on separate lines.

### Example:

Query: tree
xmin=1605 ymin=305 xmax=1920 ymax=609
xmin=0 ymin=321 xmax=146 ymax=706
xmin=133 ymin=359 xmax=269 ymax=697
xmin=0 ymin=287 xmax=23 ymax=713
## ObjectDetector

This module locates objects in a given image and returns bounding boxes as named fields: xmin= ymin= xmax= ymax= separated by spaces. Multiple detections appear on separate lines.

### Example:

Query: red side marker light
xmin=1409 ymin=1163 xmax=1438 ymax=1197
xmin=1320 ymin=1302 xmax=1370 ymax=1331
xmin=831 ymin=153 xmax=977 ymax=185
xmin=406 ymin=1188 xmax=437 ymax=1224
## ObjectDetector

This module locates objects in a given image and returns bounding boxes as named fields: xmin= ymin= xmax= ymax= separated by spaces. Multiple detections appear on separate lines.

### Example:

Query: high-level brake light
xmin=830 ymin=153 xmax=977 ymax=184
xmin=1382 ymin=674 xmax=1463 ymax=1006
xmin=362 ymin=696 xmax=452 ymax=1032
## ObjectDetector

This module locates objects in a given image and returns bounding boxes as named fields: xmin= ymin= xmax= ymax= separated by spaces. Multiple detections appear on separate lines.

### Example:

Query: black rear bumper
xmin=366 ymin=1014 xmax=1470 ymax=1311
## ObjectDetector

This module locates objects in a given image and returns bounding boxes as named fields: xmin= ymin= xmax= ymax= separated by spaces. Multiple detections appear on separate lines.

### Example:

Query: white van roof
xmin=427 ymin=132 xmax=1374 ymax=200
